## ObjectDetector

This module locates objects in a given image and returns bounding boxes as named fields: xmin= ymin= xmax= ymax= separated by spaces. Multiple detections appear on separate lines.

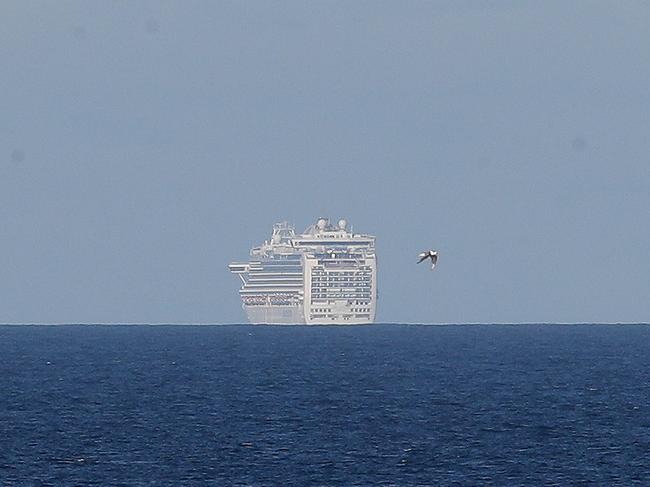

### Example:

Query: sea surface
xmin=1 ymin=324 xmax=649 ymax=486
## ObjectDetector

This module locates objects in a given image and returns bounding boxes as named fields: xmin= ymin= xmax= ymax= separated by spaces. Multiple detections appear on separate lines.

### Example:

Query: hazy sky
xmin=1 ymin=1 xmax=649 ymax=323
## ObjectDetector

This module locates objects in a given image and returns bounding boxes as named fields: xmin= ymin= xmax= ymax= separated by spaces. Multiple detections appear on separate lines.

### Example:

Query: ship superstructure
xmin=229 ymin=218 xmax=377 ymax=324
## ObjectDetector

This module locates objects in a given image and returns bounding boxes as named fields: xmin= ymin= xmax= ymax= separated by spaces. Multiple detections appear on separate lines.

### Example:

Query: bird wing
xmin=417 ymin=253 xmax=429 ymax=263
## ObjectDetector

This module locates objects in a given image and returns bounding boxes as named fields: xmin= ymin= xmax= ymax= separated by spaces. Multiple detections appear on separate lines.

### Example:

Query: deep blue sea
xmin=1 ymin=324 xmax=649 ymax=486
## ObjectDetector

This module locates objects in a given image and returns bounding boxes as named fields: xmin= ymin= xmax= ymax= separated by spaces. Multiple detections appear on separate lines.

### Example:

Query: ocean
xmin=1 ymin=324 xmax=649 ymax=486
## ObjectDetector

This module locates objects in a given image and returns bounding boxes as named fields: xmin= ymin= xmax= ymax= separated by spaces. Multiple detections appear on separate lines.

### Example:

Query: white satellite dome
xmin=317 ymin=218 xmax=327 ymax=230
xmin=338 ymin=219 xmax=347 ymax=230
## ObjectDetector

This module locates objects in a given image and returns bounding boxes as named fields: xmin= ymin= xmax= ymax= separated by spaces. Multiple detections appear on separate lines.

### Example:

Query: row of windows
xmin=312 ymin=263 xmax=371 ymax=267
xmin=311 ymin=288 xmax=371 ymax=294
xmin=312 ymin=265 xmax=371 ymax=270
xmin=311 ymin=274 xmax=371 ymax=280
xmin=243 ymin=301 xmax=302 ymax=306
xmin=311 ymin=282 xmax=372 ymax=292
xmin=312 ymin=277 xmax=371 ymax=283
xmin=309 ymin=299 xmax=371 ymax=304
xmin=312 ymin=293 xmax=371 ymax=299
xmin=312 ymin=266 xmax=371 ymax=271
xmin=311 ymin=306 xmax=371 ymax=312
xmin=309 ymin=314 xmax=372 ymax=320
xmin=311 ymin=290 xmax=371 ymax=296
xmin=312 ymin=274 xmax=369 ymax=278
xmin=312 ymin=282 xmax=371 ymax=287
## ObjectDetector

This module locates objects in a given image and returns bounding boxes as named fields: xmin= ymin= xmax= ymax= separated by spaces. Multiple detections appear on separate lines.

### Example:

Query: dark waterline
xmin=1 ymin=324 xmax=649 ymax=485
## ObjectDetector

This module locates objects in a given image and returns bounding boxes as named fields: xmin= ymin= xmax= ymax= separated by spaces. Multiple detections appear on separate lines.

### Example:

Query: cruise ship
xmin=229 ymin=218 xmax=377 ymax=324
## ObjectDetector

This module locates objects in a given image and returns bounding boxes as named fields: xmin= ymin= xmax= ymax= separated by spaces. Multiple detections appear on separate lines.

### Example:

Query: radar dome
xmin=338 ymin=219 xmax=347 ymax=230
xmin=317 ymin=218 xmax=327 ymax=230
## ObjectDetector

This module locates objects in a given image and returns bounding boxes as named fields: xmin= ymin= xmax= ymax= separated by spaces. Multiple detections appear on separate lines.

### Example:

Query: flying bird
xmin=418 ymin=250 xmax=438 ymax=270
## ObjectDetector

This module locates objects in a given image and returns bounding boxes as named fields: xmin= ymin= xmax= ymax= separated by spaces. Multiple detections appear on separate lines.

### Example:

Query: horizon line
xmin=0 ymin=322 xmax=649 ymax=326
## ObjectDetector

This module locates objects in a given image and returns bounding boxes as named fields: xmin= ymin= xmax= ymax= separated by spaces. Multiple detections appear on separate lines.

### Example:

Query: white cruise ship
xmin=229 ymin=218 xmax=377 ymax=324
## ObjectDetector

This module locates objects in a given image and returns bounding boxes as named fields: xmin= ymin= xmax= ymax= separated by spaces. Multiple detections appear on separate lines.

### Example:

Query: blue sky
xmin=1 ymin=1 xmax=648 ymax=323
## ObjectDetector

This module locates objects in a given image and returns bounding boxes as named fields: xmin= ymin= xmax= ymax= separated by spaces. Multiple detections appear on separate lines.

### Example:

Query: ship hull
xmin=243 ymin=305 xmax=374 ymax=325
xmin=244 ymin=305 xmax=305 ymax=324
